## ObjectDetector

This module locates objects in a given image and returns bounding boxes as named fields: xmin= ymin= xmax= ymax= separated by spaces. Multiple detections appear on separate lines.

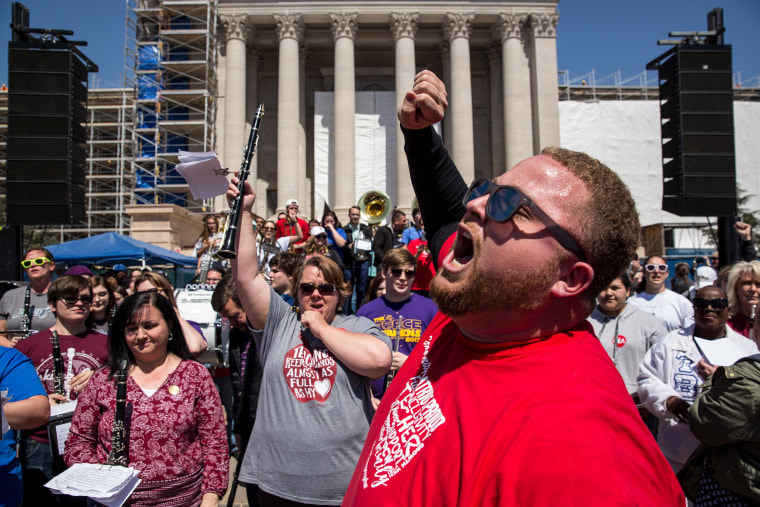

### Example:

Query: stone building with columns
xmin=216 ymin=0 xmax=560 ymax=221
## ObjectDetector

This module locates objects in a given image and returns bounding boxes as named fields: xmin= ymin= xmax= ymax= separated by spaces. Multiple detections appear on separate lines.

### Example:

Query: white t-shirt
xmin=628 ymin=289 xmax=695 ymax=332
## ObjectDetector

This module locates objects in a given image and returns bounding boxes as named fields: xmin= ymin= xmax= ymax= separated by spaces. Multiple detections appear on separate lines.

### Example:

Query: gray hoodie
xmin=588 ymin=304 xmax=668 ymax=393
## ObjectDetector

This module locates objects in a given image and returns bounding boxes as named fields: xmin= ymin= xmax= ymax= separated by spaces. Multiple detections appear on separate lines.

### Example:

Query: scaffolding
xmin=125 ymin=0 xmax=218 ymax=211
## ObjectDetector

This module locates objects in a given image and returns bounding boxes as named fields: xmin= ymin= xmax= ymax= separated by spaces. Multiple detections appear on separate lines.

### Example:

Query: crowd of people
xmin=1 ymin=69 xmax=759 ymax=507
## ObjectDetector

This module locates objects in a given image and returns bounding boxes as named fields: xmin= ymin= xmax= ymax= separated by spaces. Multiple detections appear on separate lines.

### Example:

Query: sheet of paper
xmin=50 ymin=400 xmax=77 ymax=419
xmin=54 ymin=422 xmax=71 ymax=455
xmin=694 ymin=336 xmax=752 ymax=366
xmin=45 ymin=463 xmax=141 ymax=507
xmin=174 ymin=150 xmax=229 ymax=199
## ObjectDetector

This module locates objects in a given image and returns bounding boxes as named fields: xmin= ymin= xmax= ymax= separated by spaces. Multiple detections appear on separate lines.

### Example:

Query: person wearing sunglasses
xmin=344 ymin=70 xmax=684 ymax=505
xmin=227 ymin=177 xmax=392 ymax=507
xmin=14 ymin=275 xmax=109 ymax=504
xmin=357 ymin=249 xmax=438 ymax=407
xmin=303 ymin=226 xmax=344 ymax=270
xmin=258 ymin=219 xmax=302 ymax=277
xmin=629 ymin=255 xmax=695 ymax=333
xmin=0 ymin=248 xmax=58 ymax=337
xmin=679 ymin=328 xmax=760 ymax=504
xmin=638 ymin=285 xmax=758 ymax=475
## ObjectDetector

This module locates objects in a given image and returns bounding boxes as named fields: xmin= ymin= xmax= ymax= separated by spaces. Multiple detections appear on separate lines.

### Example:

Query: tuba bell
xmin=358 ymin=190 xmax=391 ymax=224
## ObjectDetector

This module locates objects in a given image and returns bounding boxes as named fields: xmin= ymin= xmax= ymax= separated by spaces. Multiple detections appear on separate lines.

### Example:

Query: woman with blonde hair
xmin=726 ymin=260 xmax=760 ymax=340
xmin=134 ymin=271 xmax=207 ymax=356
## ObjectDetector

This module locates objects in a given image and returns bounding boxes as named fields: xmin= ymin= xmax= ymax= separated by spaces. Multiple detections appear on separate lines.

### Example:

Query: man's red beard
xmin=430 ymin=247 xmax=562 ymax=317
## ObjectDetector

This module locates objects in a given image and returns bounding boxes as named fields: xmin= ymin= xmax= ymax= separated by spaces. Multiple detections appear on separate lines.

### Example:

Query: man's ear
xmin=551 ymin=261 xmax=594 ymax=298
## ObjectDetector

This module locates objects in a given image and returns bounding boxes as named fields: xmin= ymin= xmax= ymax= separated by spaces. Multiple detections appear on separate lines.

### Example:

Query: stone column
xmin=498 ymin=13 xmax=534 ymax=169
xmin=246 ymin=49 xmax=266 ymax=218
xmin=220 ymin=15 xmax=250 ymax=181
xmin=274 ymin=14 xmax=303 ymax=211
xmin=391 ymin=12 xmax=418 ymax=214
xmin=487 ymin=39 xmax=504 ymax=179
xmin=529 ymin=12 xmax=561 ymax=152
xmin=440 ymin=41 xmax=452 ymax=149
xmin=444 ymin=13 xmax=475 ymax=183
xmin=330 ymin=12 xmax=358 ymax=219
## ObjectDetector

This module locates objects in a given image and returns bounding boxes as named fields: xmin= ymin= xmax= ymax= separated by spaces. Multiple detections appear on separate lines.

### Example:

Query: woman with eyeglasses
xmin=87 ymin=275 xmax=116 ymax=335
xmin=227 ymin=177 xmax=392 ymax=506
xmin=65 ymin=291 xmax=229 ymax=506
xmin=134 ymin=272 xmax=208 ymax=357
xmin=725 ymin=260 xmax=760 ymax=341
xmin=14 ymin=275 xmax=109 ymax=504
xmin=637 ymin=285 xmax=759 ymax=474
xmin=0 ymin=247 xmax=58 ymax=336
xmin=303 ymin=226 xmax=344 ymax=271
xmin=628 ymin=255 xmax=695 ymax=332
xmin=257 ymin=219 xmax=302 ymax=277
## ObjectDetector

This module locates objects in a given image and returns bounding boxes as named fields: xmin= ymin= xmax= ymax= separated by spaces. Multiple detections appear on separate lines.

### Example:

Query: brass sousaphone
xmin=358 ymin=190 xmax=391 ymax=224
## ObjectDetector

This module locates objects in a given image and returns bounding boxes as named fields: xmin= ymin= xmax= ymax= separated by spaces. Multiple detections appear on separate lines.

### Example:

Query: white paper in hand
xmin=174 ymin=150 xmax=229 ymax=200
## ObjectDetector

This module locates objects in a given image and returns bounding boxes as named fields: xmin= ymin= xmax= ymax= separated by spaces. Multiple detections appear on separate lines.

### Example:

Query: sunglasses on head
xmin=464 ymin=178 xmax=586 ymax=262
xmin=390 ymin=268 xmax=416 ymax=278
xmin=21 ymin=257 xmax=52 ymax=268
xmin=645 ymin=264 xmax=668 ymax=273
xmin=59 ymin=296 xmax=93 ymax=305
xmin=693 ymin=297 xmax=728 ymax=311
xmin=299 ymin=282 xmax=337 ymax=296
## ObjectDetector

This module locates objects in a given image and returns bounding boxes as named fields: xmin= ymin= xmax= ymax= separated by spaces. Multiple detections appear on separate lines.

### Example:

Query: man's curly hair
xmin=541 ymin=147 xmax=640 ymax=305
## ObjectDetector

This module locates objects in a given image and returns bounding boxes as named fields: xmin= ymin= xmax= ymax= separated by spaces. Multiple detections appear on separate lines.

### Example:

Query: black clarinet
xmin=21 ymin=285 xmax=31 ymax=339
xmin=217 ymin=104 xmax=265 ymax=259
xmin=50 ymin=330 xmax=65 ymax=400
xmin=107 ymin=304 xmax=119 ymax=336
xmin=107 ymin=362 xmax=129 ymax=466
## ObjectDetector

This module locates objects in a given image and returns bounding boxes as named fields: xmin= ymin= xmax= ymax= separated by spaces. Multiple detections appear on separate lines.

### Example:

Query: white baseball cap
xmin=286 ymin=199 xmax=299 ymax=207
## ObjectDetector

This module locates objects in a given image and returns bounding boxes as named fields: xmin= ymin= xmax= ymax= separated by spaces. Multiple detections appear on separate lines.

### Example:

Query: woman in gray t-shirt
xmin=229 ymin=179 xmax=392 ymax=506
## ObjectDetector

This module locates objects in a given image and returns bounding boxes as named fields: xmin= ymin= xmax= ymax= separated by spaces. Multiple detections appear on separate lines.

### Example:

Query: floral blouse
xmin=64 ymin=360 xmax=229 ymax=498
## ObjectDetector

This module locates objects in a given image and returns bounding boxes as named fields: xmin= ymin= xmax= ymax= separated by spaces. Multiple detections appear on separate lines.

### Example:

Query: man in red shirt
xmin=343 ymin=71 xmax=685 ymax=506
xmin=275 ymin=198 xmax=310 ymax=246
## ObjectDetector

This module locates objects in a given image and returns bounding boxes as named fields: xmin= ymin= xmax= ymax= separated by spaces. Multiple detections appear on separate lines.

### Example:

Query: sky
xmin=1 ymin=0 xmax=759 ymax=89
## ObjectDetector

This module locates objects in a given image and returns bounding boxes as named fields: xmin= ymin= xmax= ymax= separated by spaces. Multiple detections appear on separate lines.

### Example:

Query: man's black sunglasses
xmin=463 ymin=178 xmax=587 ymax=262
xmin=693 ymin=298 xmax=728 ymax=311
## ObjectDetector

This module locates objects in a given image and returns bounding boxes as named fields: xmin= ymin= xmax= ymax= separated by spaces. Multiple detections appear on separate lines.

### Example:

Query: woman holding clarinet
xmin=64 ymin=291 xmax=228 ymax=506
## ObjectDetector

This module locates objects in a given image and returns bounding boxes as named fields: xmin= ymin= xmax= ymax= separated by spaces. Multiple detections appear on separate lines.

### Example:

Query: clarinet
xmin=107 ymin=304 xmax=119 ymax=336
xmin=107 ymin=361 xmax=129 ymax=466
xmin=50 ymin=330 xmax=66 ymax=400
xmin=750 ymin=304 xmax=757 ymax=330
xmin=217 ymin=104 xmax=265 ymax=259
xmin=385 ymin=316 xmax=402 ymax=390
xmin=21 ymin=285 xmax=31 ymax=339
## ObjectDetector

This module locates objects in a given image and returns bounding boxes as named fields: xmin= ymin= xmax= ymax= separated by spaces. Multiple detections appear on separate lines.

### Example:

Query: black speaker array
xmin=658 ymin=45 xmax=735 ymax=217
xmin=6 ymin=42 xmax=88 ymax=225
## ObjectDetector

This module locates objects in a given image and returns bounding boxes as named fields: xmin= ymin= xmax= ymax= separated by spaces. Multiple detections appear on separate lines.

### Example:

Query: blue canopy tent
xmin=46 ymin=232 xmax=197 ymax=286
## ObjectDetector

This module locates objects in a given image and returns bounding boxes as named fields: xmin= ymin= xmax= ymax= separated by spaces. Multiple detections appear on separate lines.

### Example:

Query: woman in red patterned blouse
xmin=64 ymin=291 xmax=229 ymax=506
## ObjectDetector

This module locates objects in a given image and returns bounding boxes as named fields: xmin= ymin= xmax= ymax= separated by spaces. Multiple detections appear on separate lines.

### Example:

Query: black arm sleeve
xmin=740 ymin=239 xmax=757 ymax=262
xmin=402 ymin=125 xmax=468 ymax=268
